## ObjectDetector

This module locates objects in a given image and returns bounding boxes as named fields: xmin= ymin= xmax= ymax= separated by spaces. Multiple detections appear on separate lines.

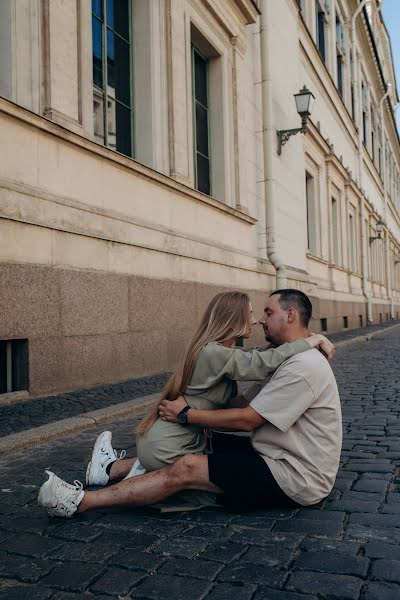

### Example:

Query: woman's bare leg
xmin=77 ymin=454 xmax=220 ymax=513
xmin=109 ymin=458 xmax=137 ymax=480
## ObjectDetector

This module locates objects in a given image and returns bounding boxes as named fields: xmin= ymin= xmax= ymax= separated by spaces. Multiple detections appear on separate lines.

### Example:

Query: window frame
xmin=191 ymin=44 xmax=212 ymax=196
xmin=315 ymin=0 xmax=327 ymax=64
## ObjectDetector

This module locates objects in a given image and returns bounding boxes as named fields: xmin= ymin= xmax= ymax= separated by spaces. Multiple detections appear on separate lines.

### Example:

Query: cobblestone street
xmin=0 ymin=328 xmax=400 ymax=599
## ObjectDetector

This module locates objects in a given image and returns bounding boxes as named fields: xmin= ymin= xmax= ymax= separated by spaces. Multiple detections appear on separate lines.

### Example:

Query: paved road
xmin=0 ymin=328 xmax=400 ymax=599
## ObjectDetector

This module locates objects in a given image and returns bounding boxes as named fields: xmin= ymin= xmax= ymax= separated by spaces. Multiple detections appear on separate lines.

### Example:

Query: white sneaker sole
xmin=86 ymin=431 xmax=113 ymax=486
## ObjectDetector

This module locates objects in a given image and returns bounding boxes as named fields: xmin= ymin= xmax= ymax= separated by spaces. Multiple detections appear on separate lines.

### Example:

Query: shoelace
xmin=73 ymin=480 xmax=84 ymax=491
xmin=115 ymin=449 xmax=126 ymax=460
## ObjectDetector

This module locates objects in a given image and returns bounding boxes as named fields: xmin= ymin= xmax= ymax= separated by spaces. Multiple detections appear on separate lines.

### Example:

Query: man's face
xmin=259 ymin=295 xmax=288 ymax=345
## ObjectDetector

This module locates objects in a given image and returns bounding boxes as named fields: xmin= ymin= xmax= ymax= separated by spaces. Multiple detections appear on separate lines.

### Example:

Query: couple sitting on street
xmin=38 ymin=288 xmax=342 ymax=516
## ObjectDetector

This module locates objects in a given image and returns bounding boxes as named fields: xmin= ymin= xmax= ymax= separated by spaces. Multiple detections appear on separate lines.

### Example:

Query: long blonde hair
xmin=135 ymin=291 xmax=251 ymax=436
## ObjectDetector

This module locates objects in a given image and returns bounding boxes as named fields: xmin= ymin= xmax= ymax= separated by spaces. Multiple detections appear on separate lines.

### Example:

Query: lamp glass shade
xmin=376 ymin=220 xmax=384 ymax=234
xmin=294 ymin=86 xmax=314 ymax=116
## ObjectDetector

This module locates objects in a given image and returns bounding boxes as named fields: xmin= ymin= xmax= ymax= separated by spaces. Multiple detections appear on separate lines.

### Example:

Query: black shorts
xmin=207 ymin=432 xmax=300 ymax=513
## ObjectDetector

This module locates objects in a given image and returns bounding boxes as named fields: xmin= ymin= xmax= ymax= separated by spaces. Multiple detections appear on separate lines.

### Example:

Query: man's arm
xmin=158 ymin=397 xmax=266 ymax=432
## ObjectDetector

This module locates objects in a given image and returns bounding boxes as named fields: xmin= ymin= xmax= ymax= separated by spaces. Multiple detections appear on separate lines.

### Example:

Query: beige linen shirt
xmin=250 ymin=348 xmax=342 ymax=506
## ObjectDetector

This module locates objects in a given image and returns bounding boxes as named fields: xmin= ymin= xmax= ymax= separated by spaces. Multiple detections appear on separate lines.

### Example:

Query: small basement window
xmin=343 ymin=316 xmax=348 ymax=329
xmin=320 ymin=318 xmax=328 ymax=333
xmin=0 ymin=339 xmax=29 ymax=394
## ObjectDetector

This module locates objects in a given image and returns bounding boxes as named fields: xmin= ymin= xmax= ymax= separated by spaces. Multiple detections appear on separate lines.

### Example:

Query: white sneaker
xmin=86 ymin=431 xmax=126 ymax=486
xmin=123 ymin=459 xmax=147 ymax=480
xmin=38 ymin=470 xmax=84 ymax=518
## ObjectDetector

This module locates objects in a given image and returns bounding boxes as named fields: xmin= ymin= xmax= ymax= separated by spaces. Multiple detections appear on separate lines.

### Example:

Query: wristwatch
xmin=177 ymin=405 xmax=191 ymax=425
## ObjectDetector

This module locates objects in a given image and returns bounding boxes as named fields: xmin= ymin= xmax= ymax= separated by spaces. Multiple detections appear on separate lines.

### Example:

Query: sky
xmin=381 ymin=0 xmax=400 ymax=132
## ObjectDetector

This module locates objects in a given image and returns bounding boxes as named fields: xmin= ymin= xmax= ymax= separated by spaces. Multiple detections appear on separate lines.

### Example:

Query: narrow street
xmin=0 ymin=328 xmax=400 ymax=599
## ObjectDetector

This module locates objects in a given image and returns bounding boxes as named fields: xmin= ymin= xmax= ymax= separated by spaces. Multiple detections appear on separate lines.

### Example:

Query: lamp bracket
xmin=277 ymin=115 xmax=308 ymax=155
xmin=369 ymin=234 xmax=382 ymax=245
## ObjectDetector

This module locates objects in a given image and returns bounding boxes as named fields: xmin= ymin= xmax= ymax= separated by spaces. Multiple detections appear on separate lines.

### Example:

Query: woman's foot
xmin=86 ymin=431 xmax=126 ymax=486
xmin=38 ymin=470 xmax=84 ymax=518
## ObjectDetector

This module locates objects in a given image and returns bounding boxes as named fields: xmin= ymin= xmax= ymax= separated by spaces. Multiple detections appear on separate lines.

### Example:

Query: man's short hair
xmin=270 ymin=289 xmax=312 ymax=327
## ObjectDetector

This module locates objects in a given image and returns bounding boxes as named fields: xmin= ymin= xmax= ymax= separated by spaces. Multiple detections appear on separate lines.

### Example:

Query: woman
xmin=85 ymin=291 xmax=333 ymax=500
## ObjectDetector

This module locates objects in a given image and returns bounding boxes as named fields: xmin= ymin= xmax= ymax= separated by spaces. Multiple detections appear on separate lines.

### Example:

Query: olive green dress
xmin=136 ymin=338 xmax=311 ymax=511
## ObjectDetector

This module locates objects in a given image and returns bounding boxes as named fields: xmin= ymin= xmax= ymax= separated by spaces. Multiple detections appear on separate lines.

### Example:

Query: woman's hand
xmin=306 ymin=333 xmax=335 ymax=360
xmin=159 ymin=396 xmax=188 ymax=422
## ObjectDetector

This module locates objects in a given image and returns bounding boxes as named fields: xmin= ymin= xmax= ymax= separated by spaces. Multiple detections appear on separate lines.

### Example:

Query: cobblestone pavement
xmin=1 ymin=320 xmax=398 ymax=439
xmin=0 ymin=327 xmax=400 ymax=599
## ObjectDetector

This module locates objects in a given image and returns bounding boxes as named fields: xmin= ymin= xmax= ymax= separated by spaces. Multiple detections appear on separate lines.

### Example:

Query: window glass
xmin=197 ymin=154 xmax=211 ymax=195
xmin=92 ymin=0 xmax=132 ymax=157
xmin=192 ymin=46 xmax=211 ymax=195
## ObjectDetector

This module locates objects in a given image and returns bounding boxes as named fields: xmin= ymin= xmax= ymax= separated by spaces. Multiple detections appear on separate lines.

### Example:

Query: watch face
xmin=177 ymin=407 xmax=189 ymax=425
xmin=177 ymin=412 xmax=187 ymax=425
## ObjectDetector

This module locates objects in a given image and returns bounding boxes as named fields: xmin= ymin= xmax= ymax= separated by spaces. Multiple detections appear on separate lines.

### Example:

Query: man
xmin=38 ymin=289 xmax=341 ymax=516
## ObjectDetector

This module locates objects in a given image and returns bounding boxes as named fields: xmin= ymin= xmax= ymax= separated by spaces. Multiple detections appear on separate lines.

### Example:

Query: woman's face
xmin=242 ymin=302 xmax=257 ymax=339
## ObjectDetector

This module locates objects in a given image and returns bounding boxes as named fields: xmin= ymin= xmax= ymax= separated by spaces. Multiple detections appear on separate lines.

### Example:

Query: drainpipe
xmin=380 ymin=86 xmax=394 ymax=317
xmin=350 ymin=0 xmax=372 ymax=323
xmin=259 ymin=0 xmax=286 ymax=290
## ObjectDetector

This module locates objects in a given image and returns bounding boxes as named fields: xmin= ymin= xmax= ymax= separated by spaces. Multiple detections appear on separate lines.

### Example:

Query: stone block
xmin=364 ymin=542 xmax=400 ymax=560
xmin=255 ymin=590 xmax=318 ymax=600
xmin=241 ymin=545 xmax=294 ymax=568
xmin=352 ymin=479 xmax=389 ymax=493
xmin=48 ymin=540 xmax=120 ymax=563
xmin=345 ymin=524 xmax=400 ymax=544
xmin=300 ymin=538 xmax=360 ymax=555
xmin=60 ymin=269 xmax=129 ymax=336
xmin=46 ymin=521 xmax=102 ymax=542
xmin=287 ymin=571 xmax=363 ymax=600
xmin=363 ymin=581 xmax=400 ymax=600
xmin=153 ymin=537 xmax=208 ymax=559
xmin=110 ymin=548 xmax=165 ymax=572
xmin=160 ymin=557 xmax=223 ymax=580
xmin=199 ymin=542 xmax=244 ymax=564
xmin=293 ymin=550 xmax=369 ymax=577
xmin=0 ymin=549 xmax=56 ymax=583
xmin=206 ymin=583 xmax=256 ymax=600
xmin=371 ymin=559 xmax=400 ymax=584
xmin=41 ymin=561 xmax=103 ymax=592
xmin=349 ymin=512 xmax=400 ymax=528
xmin=229 ymin=530 xmax=303 ymax=549
xmin=0 ymin=532 xmax=63 ymax=559
xmin=90 ymin=566 xmax=146 ymax=596
xmin=273 ymin=519 xmax=343 ymax=537
xmin=132 ymin=574 xmax=212 ymax=599
xmin=327 ymin=499 xmax=379 ymax=513
xmin=0 ymin=264 xmax=60 ymax=339
xmin=217 ymin=564 xmax=286 ymax=588
xmin=0 ymin=587 xmax=53 ymax=599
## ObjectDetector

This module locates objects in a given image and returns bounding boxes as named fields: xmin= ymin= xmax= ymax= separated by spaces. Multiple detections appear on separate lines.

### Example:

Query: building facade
xmin=0 ymin=0 xmax=399 ymax=399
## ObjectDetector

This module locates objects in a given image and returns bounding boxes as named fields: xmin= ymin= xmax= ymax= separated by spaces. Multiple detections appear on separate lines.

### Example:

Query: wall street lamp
xmin=369 ymin=220 xmax=384 ymax=245
xmin=277 ymin=85 xmax=315 ymax=155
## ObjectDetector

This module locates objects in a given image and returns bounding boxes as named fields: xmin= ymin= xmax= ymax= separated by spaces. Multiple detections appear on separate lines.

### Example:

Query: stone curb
xmin=0 ymin=393 xmax=158 ymax=455
xmin=334 ymin=321 xmax=400 ymax=349
xmin=1 ymin=322 xmax=399 ymax=455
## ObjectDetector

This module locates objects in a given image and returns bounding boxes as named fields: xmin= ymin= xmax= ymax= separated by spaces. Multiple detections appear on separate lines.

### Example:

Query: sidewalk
xmin=1 ymin=320 xmax=399 ymax=455
xmin=0 ymin=324 xmax=399 ymax=598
